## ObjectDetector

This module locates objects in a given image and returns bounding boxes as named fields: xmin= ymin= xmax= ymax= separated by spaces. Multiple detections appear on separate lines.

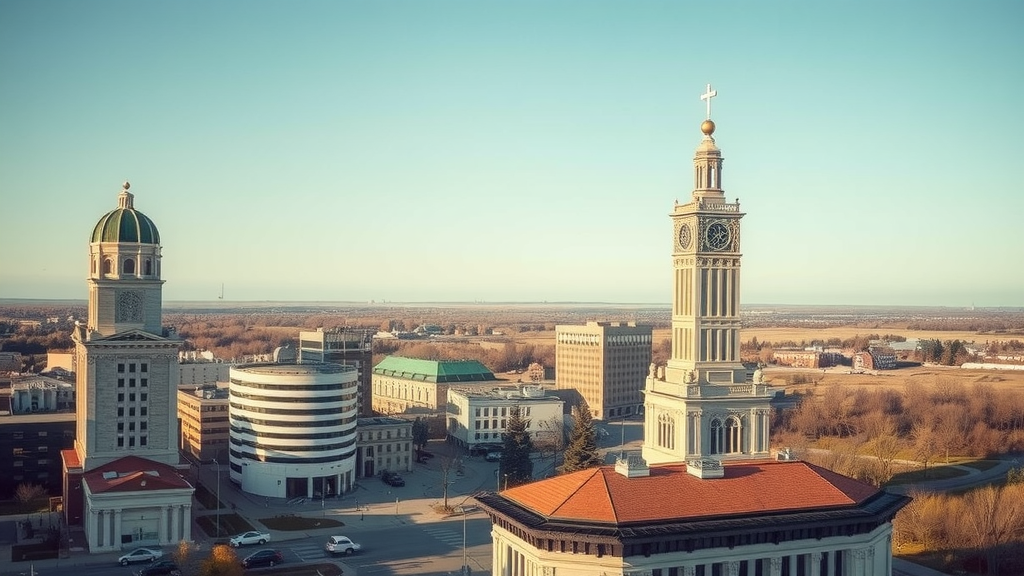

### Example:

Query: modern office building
xmin=298 ymin=328 xmax=375 ymax=417
xmin=61 ymin=182 xmax=193 ymax=552
xmin=371 ymin=356 xmax=497 ymax=416
xmin=228 ymin=362 xmax=358 ymax=499
xmin=555 ymin=321 xmax=653 ymax=420
xmin=475 ymin=89 xmax=909 ymax=576
xmin=445 ymin=385 xmax=564 ymax=452
xmin=177 ymin=384 xmax=230 ymax=463
xmin=354 ymin=416 xmax=413 ymax=478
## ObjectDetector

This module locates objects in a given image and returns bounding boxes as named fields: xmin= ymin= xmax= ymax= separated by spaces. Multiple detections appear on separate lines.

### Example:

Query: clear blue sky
xmin=2 ymin=1 xmax=1022 ymax=306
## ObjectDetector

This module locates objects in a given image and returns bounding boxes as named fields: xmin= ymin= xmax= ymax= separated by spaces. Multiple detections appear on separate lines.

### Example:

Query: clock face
xmin=705 ymin=221 xmax=731 ymax=251
xmin=677 ymin=223 xmax=692 ymax=250
xmin=116 ymin=290 xmax=143 ymax=322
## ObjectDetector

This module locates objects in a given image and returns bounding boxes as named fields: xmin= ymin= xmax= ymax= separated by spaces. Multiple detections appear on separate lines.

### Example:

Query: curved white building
xmin=228 ymin=363 xmax=358 ymax=499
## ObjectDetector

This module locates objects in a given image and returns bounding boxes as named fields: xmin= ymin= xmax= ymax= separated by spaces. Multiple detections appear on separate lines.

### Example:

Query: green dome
xmin=90 ymin=182 xmax=161 ymax=244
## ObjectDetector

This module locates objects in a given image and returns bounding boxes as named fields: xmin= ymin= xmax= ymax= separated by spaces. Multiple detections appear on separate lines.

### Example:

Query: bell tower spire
xmin=642 ymin=86 xmax=774 ymax=466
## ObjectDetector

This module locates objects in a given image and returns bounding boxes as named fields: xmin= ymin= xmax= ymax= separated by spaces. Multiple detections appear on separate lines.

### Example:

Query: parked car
xmin=119 ymin=547 xmax=163 ymax=566
xmin=485 ymin=451 xmax=501 ymax=462
xmin=240 ymin=549 xmax=284 ymax=568
xmin=229 ymin=530 xmax=271 ymax=547
xmin=137 ymin=560 xmax=180 ymax=576
xmin=324 ymin=535 xmax=362 ymax=555
xmin=381 ymin=470 xmax=405 ymax=487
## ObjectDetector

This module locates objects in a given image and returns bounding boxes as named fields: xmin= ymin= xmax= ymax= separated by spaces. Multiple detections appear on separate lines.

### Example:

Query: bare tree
xmin=15 ymin=483 xmax=46 ymax=504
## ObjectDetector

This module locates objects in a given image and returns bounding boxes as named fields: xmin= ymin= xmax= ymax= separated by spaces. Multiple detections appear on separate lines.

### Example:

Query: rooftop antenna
xmin=218 ymin=283 xmax=224 ymax=300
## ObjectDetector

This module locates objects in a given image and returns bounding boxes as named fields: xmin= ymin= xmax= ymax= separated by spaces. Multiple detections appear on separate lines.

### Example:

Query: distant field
xmin=508 ymin=326 xmax=994 ymax=347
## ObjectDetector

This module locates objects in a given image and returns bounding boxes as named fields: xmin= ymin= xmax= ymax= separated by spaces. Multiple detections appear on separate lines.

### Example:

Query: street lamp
xmin=213 ymin=458 xmax=221 ymax=537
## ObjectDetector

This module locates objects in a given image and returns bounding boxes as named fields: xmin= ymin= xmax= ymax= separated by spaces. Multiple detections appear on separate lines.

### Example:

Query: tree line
xmin=772 ymin=379 xmax=1024 ymax=485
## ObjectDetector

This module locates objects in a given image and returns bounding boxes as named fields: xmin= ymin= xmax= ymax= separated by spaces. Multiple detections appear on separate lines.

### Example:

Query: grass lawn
xmin=0 ymin=499 xmax=50 ymax=516
xmin=886 ymin=464 xmax=969 ymax=486
xmin=196 ymin=513 xmax=253 ymax=538
xmin=195 ymin=483 xmax=224 ymax=511
xmin=260 ymin=516 xmax=345 ymax=531
xmin=958 ymin=459 xmax=1002 ymax=472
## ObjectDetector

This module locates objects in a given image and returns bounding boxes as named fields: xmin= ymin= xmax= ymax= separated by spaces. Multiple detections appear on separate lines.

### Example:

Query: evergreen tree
xmin=412 ymin=417 xmax=430 ymax=453
xmin=499 ymin=405 xmax=534 ymax=488
xmin=561 ymin=401 xmax=603 ymax=474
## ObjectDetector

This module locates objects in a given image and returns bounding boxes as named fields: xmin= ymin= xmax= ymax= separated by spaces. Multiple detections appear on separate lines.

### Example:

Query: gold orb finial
xmin=701 ymin=119 xmax=716 ymax=136
xmin=123 ymin=181 xmax=131 ymax=191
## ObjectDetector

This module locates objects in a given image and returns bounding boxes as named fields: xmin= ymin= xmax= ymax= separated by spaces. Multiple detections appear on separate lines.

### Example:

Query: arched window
xmin=709 ymin=418 xmax=723 ymax=455
xmin=102 ymin=258 xmax=113 ymax=275
xmin=123 ymin=258 xmax=136 ymax=274
xmin=144 ymin=259 xmax=152 ymax=276
xmin=726 ymin=416 xmax=742 ymax=454
xmin=91 ymin=258 xmax=97 ymax=275
xmin=658 ymin=413 xmax=675 ymax=450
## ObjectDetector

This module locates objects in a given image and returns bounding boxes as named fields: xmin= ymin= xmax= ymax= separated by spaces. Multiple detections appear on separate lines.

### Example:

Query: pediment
xmin=98 ymin=330 xmax=168 ymax=342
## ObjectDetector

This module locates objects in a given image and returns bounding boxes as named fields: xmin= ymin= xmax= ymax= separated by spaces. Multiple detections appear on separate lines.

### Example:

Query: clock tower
xmin=642 ymin=86 xmax=774 ymax=466
xmin=71 ymin=182 xmax=181 ymax=471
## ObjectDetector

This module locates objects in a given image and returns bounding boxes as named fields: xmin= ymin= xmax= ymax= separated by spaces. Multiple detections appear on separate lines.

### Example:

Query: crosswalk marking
xmin=421 ymin=526 xmax=463 ymax=546
xmin=290 ymin=541 xmax=328 ymax=561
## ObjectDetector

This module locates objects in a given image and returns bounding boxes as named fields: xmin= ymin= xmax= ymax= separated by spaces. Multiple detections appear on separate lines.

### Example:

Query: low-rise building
xmin=177 ymin=384 xmax=230 ymax=463
xmin=772 ymin=349 xmax=843 ymax=368
xmin=355 ymin=416 xmax=413 ymax=478
xmin=177 ymin=351 xmax=231 ymax=386
xmin=0 ymin=411 xmax=75 ymax=499
xmin=446 ymin=385 xmax=564 ymax=453
xmin=853 ymin=347 xmax=897 ymax=371
xmin=371 ymin=356 xmax=497 ymax=416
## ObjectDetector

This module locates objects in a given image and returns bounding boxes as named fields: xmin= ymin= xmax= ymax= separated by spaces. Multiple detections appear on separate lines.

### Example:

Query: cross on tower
xmin=700 ymin=83 xmax=718 ymax=119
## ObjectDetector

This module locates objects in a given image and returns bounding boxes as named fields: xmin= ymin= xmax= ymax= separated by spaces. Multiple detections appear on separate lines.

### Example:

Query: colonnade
xmin=492 ymin=534 xmax=891 ymax=576
xmin=85 ymin=503 xmax=191 ymax=552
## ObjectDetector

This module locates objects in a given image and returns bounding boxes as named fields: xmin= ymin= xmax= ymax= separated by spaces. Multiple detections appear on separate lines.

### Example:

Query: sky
xmin=1 ymin=1 xmax=1022 ymax=307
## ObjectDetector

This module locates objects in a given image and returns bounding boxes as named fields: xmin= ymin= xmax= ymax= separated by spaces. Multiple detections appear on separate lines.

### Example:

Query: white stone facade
xmin=446 ymin=386 xmax=564 ymax=450
xmin=490 ymin=523 xmax=895 ymax=576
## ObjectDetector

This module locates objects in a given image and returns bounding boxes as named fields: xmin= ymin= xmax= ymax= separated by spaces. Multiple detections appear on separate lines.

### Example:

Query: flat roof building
xmin=555 ymin=321 xmax=652 ymax=420
xmin=446 ymin=385 xmax=564 ymax=453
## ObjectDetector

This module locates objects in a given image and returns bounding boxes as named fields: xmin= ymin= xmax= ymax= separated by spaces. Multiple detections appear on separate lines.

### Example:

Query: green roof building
xmin=372 ymin=356 xmax=496 ymax=415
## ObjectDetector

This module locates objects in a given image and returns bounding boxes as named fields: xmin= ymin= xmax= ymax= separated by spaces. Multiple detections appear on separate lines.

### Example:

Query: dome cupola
xmin=90 ymin=182 xmax=160 ymax=244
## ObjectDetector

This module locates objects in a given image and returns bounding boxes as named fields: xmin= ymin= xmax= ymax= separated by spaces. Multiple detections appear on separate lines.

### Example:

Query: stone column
xmin=682 ymin=566 xmax=696 ymax=576
xmin=809 ymin=551 xmax=822 ymax=576
xmin=769 ymin=556 xmax=783 ymax=576
xmin=726 ymin=560 xmax=741 ymax=576
xmin=182 ymin=503 xmax=192 ymax=542
xmin=159 ymin=506 xmax=168 ymax=544
xmin=99 ymin=510 xmax=108 ymax=549
xmin=87 ymin=508 xmax=98 ymax=550
xmin=170 ymin=504 xmax=181 ymax=543
xmin=113 ymin=509 xmax=122 ymax=549
xmin=850 ymin=548 xmax=867 ymax=576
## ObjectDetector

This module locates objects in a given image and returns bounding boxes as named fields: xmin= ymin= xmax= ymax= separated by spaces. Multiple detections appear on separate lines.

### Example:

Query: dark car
xmin=241 ymin=549 xmax=284 ymax=569
xmin=381 ymin=470 xmax=405 ymax=487
xmin=137 ymin=560 xmax=180 ymax=576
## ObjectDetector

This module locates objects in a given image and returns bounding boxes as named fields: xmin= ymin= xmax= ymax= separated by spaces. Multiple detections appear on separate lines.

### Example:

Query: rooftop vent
xmin=775 ymin=447 xmax=798 ymax=461
xmin=686 ymin=457 xmax=724 ymax=479
xmin=614 ymin=452 xmax=650 ymax=478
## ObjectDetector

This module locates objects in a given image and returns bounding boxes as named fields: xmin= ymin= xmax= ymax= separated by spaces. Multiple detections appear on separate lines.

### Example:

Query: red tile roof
xmin=502 ymin=460 xmax=879 ymax=524
xmin=83 ymin=455 xmax=192 ymax=494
